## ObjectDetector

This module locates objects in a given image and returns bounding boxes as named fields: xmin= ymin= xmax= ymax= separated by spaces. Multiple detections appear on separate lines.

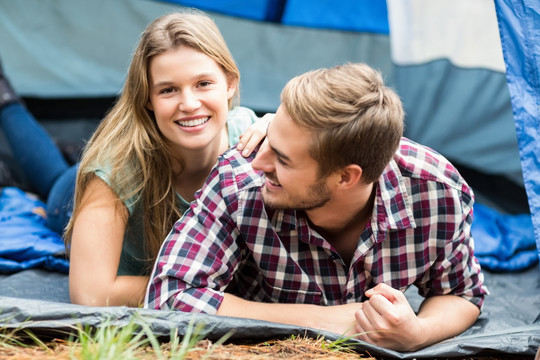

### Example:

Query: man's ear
xmin=337 ymin=164 xmax=363 ymax=189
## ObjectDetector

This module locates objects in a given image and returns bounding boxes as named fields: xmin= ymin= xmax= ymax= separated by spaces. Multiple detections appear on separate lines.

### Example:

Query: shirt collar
xmin=259 ymin=155 xmax=417 ymax=248
xmin=372 ymin=157 xmax=417 ymax=242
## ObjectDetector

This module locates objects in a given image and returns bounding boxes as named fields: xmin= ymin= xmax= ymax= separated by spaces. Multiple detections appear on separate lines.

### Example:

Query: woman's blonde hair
xmin=281 ymin=63 xmax=404 ymax=183
xmin=64 ymin=10 xmax=240 ymax=268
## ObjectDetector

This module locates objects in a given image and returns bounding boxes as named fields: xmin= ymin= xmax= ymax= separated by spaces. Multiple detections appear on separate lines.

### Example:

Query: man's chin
xmin=261 ymin=189 xmax=287 ymax=210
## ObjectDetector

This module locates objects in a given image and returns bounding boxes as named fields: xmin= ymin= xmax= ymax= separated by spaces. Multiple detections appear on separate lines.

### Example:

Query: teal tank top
xmin=94 ymin=106 xmax=258 ymax=275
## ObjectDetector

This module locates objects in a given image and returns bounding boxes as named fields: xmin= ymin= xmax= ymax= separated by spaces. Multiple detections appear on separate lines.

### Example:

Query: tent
xmin=0 ymin=0 xmax=538 ymax=358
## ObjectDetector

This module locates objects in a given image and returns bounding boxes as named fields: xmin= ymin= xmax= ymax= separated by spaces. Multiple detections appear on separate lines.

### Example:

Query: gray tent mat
xmin=0 ymin=267 xmax=538 ymax=359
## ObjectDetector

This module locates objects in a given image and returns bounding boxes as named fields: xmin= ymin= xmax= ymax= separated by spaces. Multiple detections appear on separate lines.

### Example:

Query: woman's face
xmin=147 ymin=46 xmax=236 ymax=155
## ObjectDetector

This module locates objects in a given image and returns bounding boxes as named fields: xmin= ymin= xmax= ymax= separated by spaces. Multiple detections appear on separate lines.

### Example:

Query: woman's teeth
xmin=176 ymin=117 xmax=209 ymax=127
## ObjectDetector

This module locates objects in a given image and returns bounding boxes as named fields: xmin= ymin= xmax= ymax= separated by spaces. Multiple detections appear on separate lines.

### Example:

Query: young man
xmin=145 ymin=63 xmax=488 ymax=351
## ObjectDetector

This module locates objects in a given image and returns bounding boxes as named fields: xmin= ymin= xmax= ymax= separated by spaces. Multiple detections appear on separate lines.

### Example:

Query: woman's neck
xmin=172 ymin=127 xmax=229 ymax=201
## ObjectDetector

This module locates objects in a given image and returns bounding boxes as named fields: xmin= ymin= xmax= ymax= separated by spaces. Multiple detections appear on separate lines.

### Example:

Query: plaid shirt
xmin=145 ymin=137 xmax=488 ymax=313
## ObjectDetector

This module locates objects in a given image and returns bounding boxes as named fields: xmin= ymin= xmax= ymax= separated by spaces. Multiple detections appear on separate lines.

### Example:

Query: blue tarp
xmin=472 ymin=203 xmax=538 ymax=271
xmin=0 ymin=187 xmax=69 ymax=274
xmin=494 ymin=0 xmax=540 ymax=267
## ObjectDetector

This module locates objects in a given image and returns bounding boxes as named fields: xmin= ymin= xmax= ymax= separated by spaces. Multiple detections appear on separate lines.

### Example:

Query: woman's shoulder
xmin=226 ymin=106 xmax=258 ymax=146
xmin=90 ymin=165 xmax=138 ymax=216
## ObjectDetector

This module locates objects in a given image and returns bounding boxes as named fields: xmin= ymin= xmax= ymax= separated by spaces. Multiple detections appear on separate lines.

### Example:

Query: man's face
xmin=251 ymin=105 xmax=332 ymax=211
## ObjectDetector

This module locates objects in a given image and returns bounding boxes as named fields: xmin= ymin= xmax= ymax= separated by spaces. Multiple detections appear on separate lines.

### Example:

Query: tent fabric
xmin=386 ymin=0 xmax=521 ymax=179
xmin=280 ymin=0 xmax=389 ymax=34
xmin=0 ymin=0 xmax=392 ymax=111
xmin=493 ymin=0 xmax=540 ymax=267
xmin=0 ymin=267 xmax=538 ymax=358
xmin=391 ymin=59 xmax=520 ymax=177
xmin=0 ymin=0 xmax=527 ymax=191
xmin=387 ymin=0 xmax=505 ymax=72
xmin=154 ymin=0 xmax=283 ymax=22
xmin=158 ymin=0 xmax=390 ymax=33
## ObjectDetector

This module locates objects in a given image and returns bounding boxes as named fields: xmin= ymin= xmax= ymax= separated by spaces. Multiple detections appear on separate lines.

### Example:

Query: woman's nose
xmin=179 ymin=90 xmax=201 ymax=112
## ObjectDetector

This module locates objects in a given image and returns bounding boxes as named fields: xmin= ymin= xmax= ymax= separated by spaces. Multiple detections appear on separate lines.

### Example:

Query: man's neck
xmin=306 ymin=182 xmax=376 ymax=266
xmin=306 ymin=182 xmax=375 ymax=231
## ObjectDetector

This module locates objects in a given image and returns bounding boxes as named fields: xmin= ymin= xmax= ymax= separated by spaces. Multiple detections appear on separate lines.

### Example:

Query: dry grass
xmin=0 ymin=320 xmax=530 ymax=360
xmin=0 ymin=337 xmax=372 ymax=360
xmin=0 ymin=337 xmax=530 ymax=360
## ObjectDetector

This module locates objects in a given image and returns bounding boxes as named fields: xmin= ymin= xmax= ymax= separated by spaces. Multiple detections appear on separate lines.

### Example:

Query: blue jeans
xmin=0 ymin=102 xmax=76 ymax=234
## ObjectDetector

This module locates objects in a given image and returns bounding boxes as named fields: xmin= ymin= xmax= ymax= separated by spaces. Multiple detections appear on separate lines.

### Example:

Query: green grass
xmin=68 ymin=316 xmax=234 ymax=360
xmin=0 ymin=316 xmax=374 ymax=359
xmin=0 ymin=315 xmax=234 ymax=360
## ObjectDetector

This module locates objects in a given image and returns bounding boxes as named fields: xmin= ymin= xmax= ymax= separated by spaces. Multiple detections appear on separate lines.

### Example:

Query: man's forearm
xmin=415 ymin=295 xmax=480 ymax=349
xmin=217 ymin=293 xmax=362 ymax=336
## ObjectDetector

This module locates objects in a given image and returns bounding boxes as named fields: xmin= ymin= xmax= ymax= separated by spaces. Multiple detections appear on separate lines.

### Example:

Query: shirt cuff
xmin=170 ymin=287 xmax=225 ymax=314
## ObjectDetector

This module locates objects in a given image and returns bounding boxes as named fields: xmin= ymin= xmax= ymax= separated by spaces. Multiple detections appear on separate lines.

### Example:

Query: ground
xmin=0 ymin=337 xmax=532 ymax=360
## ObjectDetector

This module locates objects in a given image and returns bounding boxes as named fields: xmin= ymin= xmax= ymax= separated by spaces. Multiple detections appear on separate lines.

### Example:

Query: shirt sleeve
xmin=144 ymin=158 xmax=243 ymax=314
xmin=94 ymin=168 xmax=137 ymax=215
xmin=417 ymin=186 xmax=489 ymax=310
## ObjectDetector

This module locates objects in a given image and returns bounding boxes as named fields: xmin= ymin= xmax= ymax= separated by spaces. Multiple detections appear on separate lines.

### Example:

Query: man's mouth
xmin=175 ymin=116 xmax=210 ymax=127
xmin=265 ymin=175 xmax=281 ymax=188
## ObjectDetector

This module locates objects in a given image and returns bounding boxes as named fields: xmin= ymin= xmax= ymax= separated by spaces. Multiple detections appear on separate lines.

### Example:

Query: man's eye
xmin=277 ymin=157 xmax=287 ymax=166
xmin=198 ymin=81 xmax=212 ymax=87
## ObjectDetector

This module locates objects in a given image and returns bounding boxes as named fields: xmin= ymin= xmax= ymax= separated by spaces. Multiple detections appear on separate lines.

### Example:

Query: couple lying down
xmin=0 ymin=10 xmax=487 ymax=352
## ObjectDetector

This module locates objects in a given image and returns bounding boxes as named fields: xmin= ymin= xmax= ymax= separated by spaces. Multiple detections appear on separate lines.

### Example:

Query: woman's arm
xmin=69 ymin=176 xmax=148 ymax=307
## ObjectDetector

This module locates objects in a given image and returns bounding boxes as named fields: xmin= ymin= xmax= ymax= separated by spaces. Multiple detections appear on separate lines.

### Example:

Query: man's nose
xmin=252 ymin=139 xmax=274 ymax=172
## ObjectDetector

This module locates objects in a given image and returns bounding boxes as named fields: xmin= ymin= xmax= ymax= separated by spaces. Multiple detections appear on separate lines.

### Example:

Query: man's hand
xmin=352 ymin=283 xmax=480 ymax=351
xmin=353 ymin=283 xmax=426 ymax=351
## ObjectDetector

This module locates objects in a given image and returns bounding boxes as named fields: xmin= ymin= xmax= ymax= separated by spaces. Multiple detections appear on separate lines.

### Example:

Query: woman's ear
xmin=146 ymin=100 xmax=154 ymax=111
xmin=227 ymin=77 xmax=238 ymax=100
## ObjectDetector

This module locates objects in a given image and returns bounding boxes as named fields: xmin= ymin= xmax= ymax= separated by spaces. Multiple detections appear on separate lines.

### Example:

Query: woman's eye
xmin=198 ymin=81 xmax=212 ymax=87
xmin=159 ymin=87 xmax=175 ymax=94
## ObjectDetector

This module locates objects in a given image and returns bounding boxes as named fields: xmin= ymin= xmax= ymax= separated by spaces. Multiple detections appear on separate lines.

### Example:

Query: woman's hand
xmin=237 ymin=113 xmax=274 ymax=157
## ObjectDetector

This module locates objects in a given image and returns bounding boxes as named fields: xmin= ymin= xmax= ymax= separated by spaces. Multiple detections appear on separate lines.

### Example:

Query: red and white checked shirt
xmin=145 ymin=137 xmax=488 ymax=313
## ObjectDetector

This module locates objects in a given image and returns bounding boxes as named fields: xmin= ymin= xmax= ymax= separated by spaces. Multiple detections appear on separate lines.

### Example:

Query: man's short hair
xmin=281 ymin=63 xmax=404 ymax=183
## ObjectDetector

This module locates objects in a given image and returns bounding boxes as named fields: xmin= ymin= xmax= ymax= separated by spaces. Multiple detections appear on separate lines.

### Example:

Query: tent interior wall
xmin=0 ymin=0 xmax=538 ymax=358
xmin=0 ymin=0 xmax=531 ymax=215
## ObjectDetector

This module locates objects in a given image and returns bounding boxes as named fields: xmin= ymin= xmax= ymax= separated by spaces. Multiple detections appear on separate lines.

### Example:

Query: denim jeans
xmin=1 ymin=102 xmax=75 ymax=234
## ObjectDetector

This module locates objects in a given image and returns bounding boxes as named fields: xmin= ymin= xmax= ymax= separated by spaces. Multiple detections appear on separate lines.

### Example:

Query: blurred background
xmin=0 ymin=0 xmax=529 ymax=214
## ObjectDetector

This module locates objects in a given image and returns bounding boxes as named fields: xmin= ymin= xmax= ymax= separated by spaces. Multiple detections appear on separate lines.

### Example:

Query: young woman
xmin=0 ymin=10 xmax=268 ymax=307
